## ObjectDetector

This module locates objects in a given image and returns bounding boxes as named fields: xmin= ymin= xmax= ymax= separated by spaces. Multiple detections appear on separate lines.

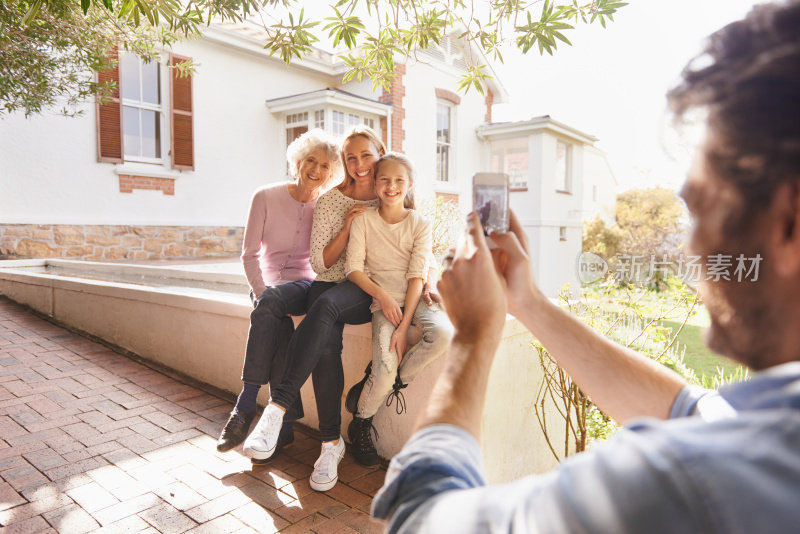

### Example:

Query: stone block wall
xmin=0 ymin=224 xmax=244 ymax=261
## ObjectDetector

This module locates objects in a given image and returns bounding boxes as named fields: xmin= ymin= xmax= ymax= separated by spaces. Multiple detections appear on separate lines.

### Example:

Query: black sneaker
xmin=385 ymin=375 xmax=408 ymax=415
xmin=216 ymin=409 xmax=255 ymax=452
xmin=251 ymin=421 xmax=295 ymax=465
xmin=345 ymin=361 xmax=372 ymax=415
xmin=347 ymin=416 xmax=380 ymax=466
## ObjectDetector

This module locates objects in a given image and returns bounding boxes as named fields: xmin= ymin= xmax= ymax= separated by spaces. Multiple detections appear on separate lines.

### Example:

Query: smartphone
xmin=473 ymin=172 xmax=509 ymax=234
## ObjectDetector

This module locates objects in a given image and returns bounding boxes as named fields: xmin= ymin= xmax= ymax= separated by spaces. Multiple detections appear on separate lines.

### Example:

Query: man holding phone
xmin=371 ymin=2 xmax=800 ymax=532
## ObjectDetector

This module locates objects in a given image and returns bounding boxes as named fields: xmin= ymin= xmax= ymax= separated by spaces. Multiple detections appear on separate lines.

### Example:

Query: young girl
xmin=344 ymin=153 xmax=454 ymax=465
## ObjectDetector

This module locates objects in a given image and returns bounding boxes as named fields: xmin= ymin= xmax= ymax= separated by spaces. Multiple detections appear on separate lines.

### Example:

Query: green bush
xmin=537 ymin=277 xmax=747 ymax=458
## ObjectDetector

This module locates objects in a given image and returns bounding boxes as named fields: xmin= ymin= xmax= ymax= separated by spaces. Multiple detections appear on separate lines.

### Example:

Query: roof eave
xmin=202 ymin=24 xmax=348 ymax=77
xmin=476 ymin=115 xmax=598 ymax=145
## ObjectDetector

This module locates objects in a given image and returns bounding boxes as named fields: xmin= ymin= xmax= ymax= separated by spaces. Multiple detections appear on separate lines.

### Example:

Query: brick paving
xmin=0 ymin=297 xmax=386 ymax=534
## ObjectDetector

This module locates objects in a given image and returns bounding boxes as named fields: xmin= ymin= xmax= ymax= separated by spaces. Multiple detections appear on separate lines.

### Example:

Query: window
xmin=286 ymin=112 xmax=309 ymax=146
xmin=96 ymin=51 xmax=194 ymax=170
xmin=327 ymin=109 xmax=375 ymax=135
xmin=490 ymin=138 xmax=529 ymax=190
xmin=120 ymin=53 xmax=161 ymax=161
xmin=282 ymin=108 xmax=379 ymax=173
xmin=436 ymin=102 xmax=452 ymax=182
xmin=348 ymin=113 xmax=361 ymax=128
xmin=331 ymin=111 xmax=345 ymax=136
xmin=559 ymin=227 xmax=567 ymax=241
xmin=555 ymin=141 xmax=572 ymax=193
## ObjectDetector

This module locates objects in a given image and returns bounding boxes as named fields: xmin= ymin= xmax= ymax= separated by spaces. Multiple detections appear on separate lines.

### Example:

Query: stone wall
xmin=0 ymin=224 xmax=243 ymax=261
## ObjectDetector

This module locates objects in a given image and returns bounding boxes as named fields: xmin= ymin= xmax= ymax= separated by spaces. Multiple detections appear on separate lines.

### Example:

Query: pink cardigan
xmin=241 ymin=182 xmax=317 ymax=296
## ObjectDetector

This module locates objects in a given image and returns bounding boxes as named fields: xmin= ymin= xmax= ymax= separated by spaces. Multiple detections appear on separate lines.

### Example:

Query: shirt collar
xmin=720 ymin=361 xmax=800 ymax=411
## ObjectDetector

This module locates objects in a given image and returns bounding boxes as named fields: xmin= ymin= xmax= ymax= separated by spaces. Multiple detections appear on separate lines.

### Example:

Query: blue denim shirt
xmin=372 ymin=362 xmax=800 ymax=533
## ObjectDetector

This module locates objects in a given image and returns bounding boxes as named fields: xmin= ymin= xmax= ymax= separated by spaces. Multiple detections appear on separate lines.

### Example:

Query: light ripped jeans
xmin=357 ymin=301 xmax=454 ymax=418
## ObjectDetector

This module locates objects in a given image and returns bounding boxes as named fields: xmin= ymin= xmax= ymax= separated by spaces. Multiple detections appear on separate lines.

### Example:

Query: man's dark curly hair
xmin=668 ymin=0 xmax=800 ymax=209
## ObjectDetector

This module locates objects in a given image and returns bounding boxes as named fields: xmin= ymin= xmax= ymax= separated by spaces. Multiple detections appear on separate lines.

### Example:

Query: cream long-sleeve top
xmin=310 ymin=188 xmax=379 ymax=282
xmin=240 ymin=182 xmax=317 ymax=297
xmin=345 ymin=207 xmax=432 ymax=312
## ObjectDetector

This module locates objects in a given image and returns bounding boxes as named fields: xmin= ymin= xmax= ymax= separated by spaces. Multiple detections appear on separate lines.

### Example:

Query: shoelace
xmin=223 ymin=411 xmax=245 ymax=433
xmin=358 ymin=422 xmax=379 ymax=454
xmin=385 ymin=376 xmax=408 ymax=415
xmin=315 ymin=443 xmax=340 ymax=477
xmin=252 ymin=409 xmax=281 ymax=440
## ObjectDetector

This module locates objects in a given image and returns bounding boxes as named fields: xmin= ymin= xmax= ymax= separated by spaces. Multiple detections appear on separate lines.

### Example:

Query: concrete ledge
xmin=0 ymin=259 xmax=563 ymax=483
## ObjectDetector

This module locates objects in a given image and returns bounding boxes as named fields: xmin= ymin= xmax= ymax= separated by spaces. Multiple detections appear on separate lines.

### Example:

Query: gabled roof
xmin=266 ymin=88 xmax=390 ymax=116
xmin=203 ymin=22 xmax=346 ymax=76
xmin=476 ymin=115 xmax=598 ymax=145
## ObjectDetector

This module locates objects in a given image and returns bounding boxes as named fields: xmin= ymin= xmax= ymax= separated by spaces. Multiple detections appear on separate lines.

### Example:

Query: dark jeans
xmin=271 ymin=280 xmax=373 ymax=441
xmin=240 ymin=280 xmax=312 ymax=423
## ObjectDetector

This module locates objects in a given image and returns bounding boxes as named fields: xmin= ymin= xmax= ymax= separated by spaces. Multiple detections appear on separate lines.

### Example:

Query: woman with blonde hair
xmin=243 ymin=126 xmax=390 ymax=491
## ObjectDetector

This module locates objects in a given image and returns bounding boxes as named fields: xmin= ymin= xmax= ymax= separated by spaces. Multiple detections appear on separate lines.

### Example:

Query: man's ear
xmin=770 ymin=181 xmax=800 ymax=277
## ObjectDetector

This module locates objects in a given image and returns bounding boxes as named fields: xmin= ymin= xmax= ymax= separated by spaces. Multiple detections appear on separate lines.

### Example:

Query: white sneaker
xmin=243 ymin=404 xmax=284 ymax=460
xmin=309 ymin=438 xmax=345 ymax=492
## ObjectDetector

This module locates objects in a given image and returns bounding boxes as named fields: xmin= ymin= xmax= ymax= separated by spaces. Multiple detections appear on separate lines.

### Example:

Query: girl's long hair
xmin=375 ymin=152 xmax=416 ymax=210
xmin=338 ymin=125 xmax=387 ymax=192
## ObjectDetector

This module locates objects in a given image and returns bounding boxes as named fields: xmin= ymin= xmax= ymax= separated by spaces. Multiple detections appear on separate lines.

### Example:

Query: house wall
xmin=0 ymin=35 xmax=338 ymax=259
xmin=402 ymin=59 xmax=487 ymax=209
xmin=505 ymin=131 xmax=583 ymax=296
xmin=582 ymin=146 xmax=617 ymax=225
xmin=0 ymin=34 xmax=493 ymax=260
xmin=1 ymin=38 xmax=335 ymax=229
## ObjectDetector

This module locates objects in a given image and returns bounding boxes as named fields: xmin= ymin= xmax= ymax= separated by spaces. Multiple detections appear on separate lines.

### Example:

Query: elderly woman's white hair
xmin=286 ymin=128 xmax=343 ymax=183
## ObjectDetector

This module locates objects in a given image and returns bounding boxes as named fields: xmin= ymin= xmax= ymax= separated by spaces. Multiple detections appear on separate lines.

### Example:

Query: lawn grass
xmin=588 ymin=286 xmax=745 ymax=383
xmin=659 ymin=307 xmax=744 ymax=381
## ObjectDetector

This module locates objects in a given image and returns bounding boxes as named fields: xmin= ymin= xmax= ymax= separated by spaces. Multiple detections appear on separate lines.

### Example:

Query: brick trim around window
xmin=485 ymin=89 xmax=494 ymax=122
xmin=119 ymin=175 xmax=175 ymax=195
xmin=435 ymin=88 xmax=461 ymax=106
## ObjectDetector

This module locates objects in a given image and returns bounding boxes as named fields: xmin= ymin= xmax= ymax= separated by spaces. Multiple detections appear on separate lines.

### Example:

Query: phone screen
xmin=474 ymin=176 xmax=509 ymax=234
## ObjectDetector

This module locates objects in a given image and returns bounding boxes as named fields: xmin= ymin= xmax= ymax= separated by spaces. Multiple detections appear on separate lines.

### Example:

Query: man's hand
xmin=488 ymin=210 xmax=546 ymax=316
xmin=390 ymin=325 xmax=409 ymax=363
xmin=437 ymin=212 xmax=507 ymax=344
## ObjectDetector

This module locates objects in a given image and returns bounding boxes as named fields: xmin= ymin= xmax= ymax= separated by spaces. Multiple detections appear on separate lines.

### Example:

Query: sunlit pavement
xmin=0 ymin=296 xmax=385 ymax=533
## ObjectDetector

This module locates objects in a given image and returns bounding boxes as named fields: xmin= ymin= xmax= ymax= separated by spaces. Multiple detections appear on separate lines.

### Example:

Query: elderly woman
xmin=216 ymin=129 xmax=341 ymax=455
xmin=244 ymin=126 xmax=440 ymax=492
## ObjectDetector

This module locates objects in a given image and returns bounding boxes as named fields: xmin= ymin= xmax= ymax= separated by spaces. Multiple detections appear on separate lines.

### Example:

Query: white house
xmin=0 ymin=22 xmax=614 ymax=296
xmin=477 ymin=116 xmax=616 ymax=296
xmin=582 ymin=145 xmax=618 ymax=225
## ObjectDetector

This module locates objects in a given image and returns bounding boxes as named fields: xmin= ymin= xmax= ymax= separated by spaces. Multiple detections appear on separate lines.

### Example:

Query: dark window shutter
xmin=170 ymin=54 xmax=194 ymax=170
xmin=96 ymin=49 xmax=123 ymax=163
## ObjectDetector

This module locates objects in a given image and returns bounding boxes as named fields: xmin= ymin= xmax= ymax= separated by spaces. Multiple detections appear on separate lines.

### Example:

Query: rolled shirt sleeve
xmin=406 ymin=217 xmax=432 ymax=281
xmin=345 ymin=215 xmax=367 ymax=275
xmin=372 ymin=422 xmax=713 ymax=534
xmin=670 ymin=385 xmax=737 ymax=422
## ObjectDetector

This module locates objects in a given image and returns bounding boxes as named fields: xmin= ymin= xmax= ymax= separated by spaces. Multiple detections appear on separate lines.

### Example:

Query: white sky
xmin=491 ymin=0 xmax=760 ymax=192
